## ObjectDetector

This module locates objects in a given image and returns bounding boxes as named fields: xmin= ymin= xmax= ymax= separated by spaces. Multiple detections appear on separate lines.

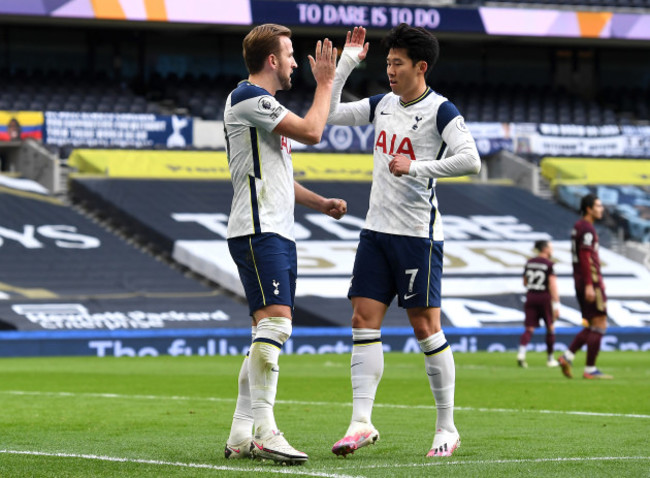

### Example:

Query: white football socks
xmin=348 ymin=328 xmax=383 ymax=431
xmin=227 ymin=326 xmax=256 ymax=444
xmin=517 ymin=344 xmax=527 ymax=360
xmin=249 ymin=317 xmax=292 ymax=439
xmin=419 ymin=331 xmax=457 ymax=434
xmin=563 ymin=349 xmax=576 ymax=362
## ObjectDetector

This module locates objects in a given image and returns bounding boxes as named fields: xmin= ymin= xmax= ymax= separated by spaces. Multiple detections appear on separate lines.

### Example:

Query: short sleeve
xmin=237 ymin=95 xmax=289 ymax=133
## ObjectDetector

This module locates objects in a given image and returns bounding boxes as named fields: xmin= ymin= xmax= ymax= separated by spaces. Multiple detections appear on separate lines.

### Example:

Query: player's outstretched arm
xmin=328 ymin=27 xmax=370 ymax=126
xmin=344 ymin=26 xmax=369 ymax=62
xmin=294 ymin=181 xmax=347 ymax=219
xmin=274 ymin=39 xmax=336 ymax=145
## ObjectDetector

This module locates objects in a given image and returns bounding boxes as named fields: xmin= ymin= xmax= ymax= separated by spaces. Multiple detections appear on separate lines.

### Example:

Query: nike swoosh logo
xmin=380 ymin=111 xmax=391 ymax=115
xmin=351 ymin=362 xmax=363 ymax=368
xmin=427 ymin=372 xmax=440 ymax=377
xmin=403 ymin=293 xmax=417 ymax=300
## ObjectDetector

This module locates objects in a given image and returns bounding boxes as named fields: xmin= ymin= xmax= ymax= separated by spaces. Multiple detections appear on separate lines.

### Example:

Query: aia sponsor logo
xmin=281 ymin=136 xmax=292 ymax=154
xmin=375 ymin=130 xmax=415 ymax=160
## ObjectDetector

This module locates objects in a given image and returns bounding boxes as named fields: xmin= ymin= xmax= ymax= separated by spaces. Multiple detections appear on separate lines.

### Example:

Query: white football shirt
xmin=224 ymin=80 xmax=293 ymax=240
xmin=328 ymin=50 xmax=481 ymax=240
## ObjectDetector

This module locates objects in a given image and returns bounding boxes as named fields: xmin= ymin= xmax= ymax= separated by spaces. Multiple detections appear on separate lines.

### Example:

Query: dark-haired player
xmin=557 ymin=194 xmax=613 ymax=379
xmin=327 ymin=24 xmax=481 ymax=458
xmin=517 ymin=240 xmax=560 ymax=368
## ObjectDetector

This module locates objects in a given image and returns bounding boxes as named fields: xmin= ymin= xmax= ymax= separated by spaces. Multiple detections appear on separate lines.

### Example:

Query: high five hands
xmin=309 ymin=38 xmax=337 ymax=84
xmin=345 ymin=26 xmax=370 ymax=61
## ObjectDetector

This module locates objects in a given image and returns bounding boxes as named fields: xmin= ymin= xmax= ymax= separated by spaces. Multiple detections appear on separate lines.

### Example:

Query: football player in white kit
xmin=222 ymin=24 xmax=347 ymax=465
xmin=328 ymin=25 xmax=481 ymax=458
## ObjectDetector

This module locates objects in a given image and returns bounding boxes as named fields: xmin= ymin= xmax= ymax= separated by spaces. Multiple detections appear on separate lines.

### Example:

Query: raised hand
xmin=308 ymin=38 xmax=337 ymax=85
xmin=345 ymin=26 xmax=369 ymax=61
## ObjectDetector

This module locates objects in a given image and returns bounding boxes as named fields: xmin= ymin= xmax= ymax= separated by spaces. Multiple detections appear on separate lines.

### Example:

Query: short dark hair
xmin=242 ymin=24 xmax=292 ymax=75
xmin=381 ymin=23 xmax=439 ymax=78
xmin=580 ymin=193 xmax=599 ymax=216
xmin=534 ymin=240 xmax=549 ymax=253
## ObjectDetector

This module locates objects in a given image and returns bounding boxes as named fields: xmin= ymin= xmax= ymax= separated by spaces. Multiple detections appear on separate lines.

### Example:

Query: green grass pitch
xmin=0 ymin=351 xmax=648 ymax=477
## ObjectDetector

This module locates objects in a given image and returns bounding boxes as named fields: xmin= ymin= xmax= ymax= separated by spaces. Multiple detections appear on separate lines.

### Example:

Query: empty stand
xmin=0 ymin=179 xmax=249 ymax=331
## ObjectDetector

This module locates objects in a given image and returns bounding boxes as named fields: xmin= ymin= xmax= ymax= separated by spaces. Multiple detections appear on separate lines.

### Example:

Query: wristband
xmin=552 ymin=301 xmax=560 ymax=311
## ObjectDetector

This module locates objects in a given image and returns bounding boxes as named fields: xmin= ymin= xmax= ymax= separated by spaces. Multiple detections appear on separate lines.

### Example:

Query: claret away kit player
xmin=517 ymin=240 xmax=560 ymax=368
xmin=558 ymin=194 xmax=612 ymax=380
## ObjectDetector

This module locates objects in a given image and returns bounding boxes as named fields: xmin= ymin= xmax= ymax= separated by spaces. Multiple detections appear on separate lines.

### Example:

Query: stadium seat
xmin=129 ymin=103 xmax=145 ymax=113
xmin=11 ymin=100 xmax=29 ymax=110
xmin=45 ymin=101 xmax=63 ymax=111
xmin=146 ymin=103 xmax=161 ymax=114
xmin=201 ymin=104 xmax=219 ymax=120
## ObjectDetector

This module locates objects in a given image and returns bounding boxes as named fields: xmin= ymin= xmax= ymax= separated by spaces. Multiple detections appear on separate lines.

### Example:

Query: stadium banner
xmin=66 ymin=150 xmax=374 ymax=180
xmin=289 ymin=122 xmax=510 ymax=156
xmin=267 ymin=122 xmax=649 ymax=157
xmin=0 ymin=111 xmax=43 ymax=141
xmin=540 ymin=157 xmax=650 ymax=186
xmin=527 ymin=132 xmax=627 ymax=157
xmin=1 ymin=326 xmax=649 ymax=358
xmin=502 ymin=123 xmax=650 ymax=158
xmin=0 ymin=0 xmax=252 ymax=25
xmin=250 ymin=1 xmax=484 ymax=32
xmin=43 ymin=112 xmax=192 ymax=149
xmin=2 ymin=1 xmax=649 ymax=41
xmin=621 ymin=124 xmax=650 ymax=156
xmin=293 ymin=153 xmax=373 ymax=181
xmin=0 ymin=298 xmax=248 ymax=332
xmin=479 ymin=7 xmax=650 ymax=41
xmin=292 ymin=123 xmax=375 ymax=153
xmin=207 ymin=121 xmax=646 ymax=158
xmin=68 ymin=149 xmax=230 ymax=178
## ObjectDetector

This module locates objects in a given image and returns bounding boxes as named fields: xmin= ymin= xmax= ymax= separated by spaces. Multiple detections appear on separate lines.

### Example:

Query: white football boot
xmin=251 ymin=430 xmax=308 ymax=465
xmin=426 ymin=429 xmax=460 ymax=457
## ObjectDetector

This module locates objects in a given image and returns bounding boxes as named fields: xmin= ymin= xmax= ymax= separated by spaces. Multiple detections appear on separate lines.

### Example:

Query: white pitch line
xmin=2 ymin=390 xmax=649 ymax=419
xmin=331 ymin=455 xmax=650 ymax=471
xmin=0 ymin=450 xmax=363 ymax=478
xmin=4 ymin=449 xmax=645 ymax=476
